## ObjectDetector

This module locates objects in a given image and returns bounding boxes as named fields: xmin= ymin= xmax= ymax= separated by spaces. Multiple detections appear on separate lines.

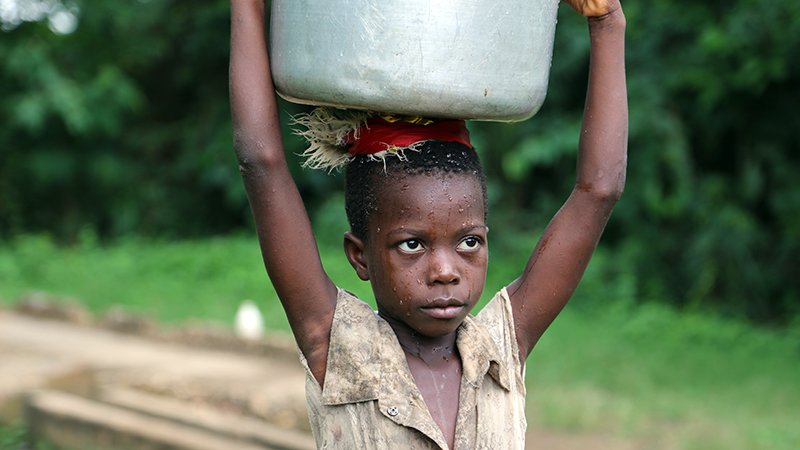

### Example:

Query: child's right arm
xmin=229 ymin=0 xmax=336 ymax=385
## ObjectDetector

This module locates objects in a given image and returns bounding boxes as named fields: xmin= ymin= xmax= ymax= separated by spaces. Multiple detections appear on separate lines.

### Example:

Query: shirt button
xmin=387 ymin=406 xmax=399 ymax=417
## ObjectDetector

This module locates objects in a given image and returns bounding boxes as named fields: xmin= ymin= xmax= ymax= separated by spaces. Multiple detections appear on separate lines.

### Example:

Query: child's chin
xmin=415 ymin=319 xmax=465 ymax=337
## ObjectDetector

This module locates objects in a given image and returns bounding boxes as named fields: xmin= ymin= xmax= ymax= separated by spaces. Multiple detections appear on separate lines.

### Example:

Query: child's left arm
xmin=508 ymin=1 xmax=627 ymax=359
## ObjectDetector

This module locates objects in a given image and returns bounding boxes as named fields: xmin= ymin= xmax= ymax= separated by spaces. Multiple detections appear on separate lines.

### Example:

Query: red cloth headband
xmin=345 ymin=116 xmax=473 ymax=155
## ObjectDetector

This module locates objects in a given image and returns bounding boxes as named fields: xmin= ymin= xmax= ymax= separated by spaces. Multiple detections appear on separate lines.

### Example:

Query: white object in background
xmin=235 ymin=299 xmax=264 ymax=341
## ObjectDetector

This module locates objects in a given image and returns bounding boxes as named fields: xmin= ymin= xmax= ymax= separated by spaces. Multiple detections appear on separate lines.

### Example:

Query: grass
xmin=0 ymin=422 xmax=27 ymax=450
xmin=0 ymin=421 xmax=57 ymax=450
xmin=527 ymin=301 xmax=799 ymax=448
xmin=1 ymin=232 xmax=798 ymax=449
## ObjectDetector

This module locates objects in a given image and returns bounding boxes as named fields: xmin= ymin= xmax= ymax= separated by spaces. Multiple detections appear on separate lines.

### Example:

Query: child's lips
xmin=420 ymin=299 xmax=465 ymax=320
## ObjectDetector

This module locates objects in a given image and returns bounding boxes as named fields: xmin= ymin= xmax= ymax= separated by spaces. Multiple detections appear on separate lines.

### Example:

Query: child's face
xmin=358 ymin=172 xmax=488 ymax=338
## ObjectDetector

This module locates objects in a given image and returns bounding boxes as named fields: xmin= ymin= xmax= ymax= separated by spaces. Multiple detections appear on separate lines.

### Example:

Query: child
xmin=229 ymin=0 xmax=626 ymax=448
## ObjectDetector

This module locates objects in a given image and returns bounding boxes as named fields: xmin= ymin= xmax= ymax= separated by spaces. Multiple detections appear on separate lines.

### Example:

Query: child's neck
xmin=380 ymin=314 xmax=459 ymax=366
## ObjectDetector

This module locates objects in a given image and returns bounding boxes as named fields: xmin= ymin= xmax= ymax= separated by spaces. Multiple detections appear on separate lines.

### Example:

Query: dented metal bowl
xmin=270 ymin=0 xmax=559 ymax=122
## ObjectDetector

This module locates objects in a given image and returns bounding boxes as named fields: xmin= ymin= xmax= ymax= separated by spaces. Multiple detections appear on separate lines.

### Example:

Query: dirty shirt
xmin=299 ymin=288 xmax=527 ymax=449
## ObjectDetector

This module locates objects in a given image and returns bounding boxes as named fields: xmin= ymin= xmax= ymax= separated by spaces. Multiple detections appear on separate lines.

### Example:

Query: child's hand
xmin=562 ymin=0 xmax=621 ymax=18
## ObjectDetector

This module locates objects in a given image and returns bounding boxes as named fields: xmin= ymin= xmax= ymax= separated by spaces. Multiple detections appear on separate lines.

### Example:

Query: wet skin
xmin=344 ymin=171 xmax=487 ymax=448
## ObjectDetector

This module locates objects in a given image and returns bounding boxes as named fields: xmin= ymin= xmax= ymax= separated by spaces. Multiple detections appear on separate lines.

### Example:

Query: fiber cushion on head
xmin=345 ymin=115 xmax=472 ymax=156
xmin=293 ymin=108 xmax=473 ymax=171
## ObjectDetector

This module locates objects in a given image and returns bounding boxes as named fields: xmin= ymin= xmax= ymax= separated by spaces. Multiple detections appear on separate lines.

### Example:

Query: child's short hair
xmin=344 ymin=140 xmax=488 ymax=240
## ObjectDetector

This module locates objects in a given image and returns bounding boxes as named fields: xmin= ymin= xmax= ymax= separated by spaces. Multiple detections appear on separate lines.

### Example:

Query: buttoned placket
xmin=376 ymin=319 xmax=451 ymax=450
xmin=454 ymin=319 xmax=495 ymax=450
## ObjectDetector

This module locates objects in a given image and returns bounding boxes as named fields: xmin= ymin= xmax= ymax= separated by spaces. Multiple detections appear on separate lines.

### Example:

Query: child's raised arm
xmin=508 ymin=1 xmax=628 ymax=359
xmin=229 ymin=0 xmax=337 ymax=384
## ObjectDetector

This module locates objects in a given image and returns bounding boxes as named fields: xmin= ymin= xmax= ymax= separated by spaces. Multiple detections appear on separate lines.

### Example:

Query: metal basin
xmin=270 ymin=0 xmax=559 ymax=122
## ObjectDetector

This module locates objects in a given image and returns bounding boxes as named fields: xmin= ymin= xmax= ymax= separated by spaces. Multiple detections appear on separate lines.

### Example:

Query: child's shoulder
xmin=329 ymin=288 xmax=382 ymax=338
xmin=471 ymin=288 xmax=519 ymax=350
xmin=473 ymin=287 xmax=515 ymax=339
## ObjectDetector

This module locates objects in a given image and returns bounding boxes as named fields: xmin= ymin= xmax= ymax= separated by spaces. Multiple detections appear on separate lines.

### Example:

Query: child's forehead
xmin=370 ymin=172 xmax=485 ymax=225
xmin=376 ymin=171 xmax=480 ymax=203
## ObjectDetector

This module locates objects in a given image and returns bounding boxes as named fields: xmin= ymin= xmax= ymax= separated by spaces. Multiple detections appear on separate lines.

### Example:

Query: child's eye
xmin=398 ymin=239 xmax=424 ymax=254
xmin=457 ymin=236 xmax=482 ymax=252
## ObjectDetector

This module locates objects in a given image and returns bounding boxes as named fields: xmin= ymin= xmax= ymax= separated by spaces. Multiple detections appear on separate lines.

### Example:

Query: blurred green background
xmin=1 ymin=0 xmax=799 ymax=448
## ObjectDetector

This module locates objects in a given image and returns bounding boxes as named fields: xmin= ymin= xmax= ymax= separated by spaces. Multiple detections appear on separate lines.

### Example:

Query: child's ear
xmin=343 ymin=232 xmax=370 ymax=281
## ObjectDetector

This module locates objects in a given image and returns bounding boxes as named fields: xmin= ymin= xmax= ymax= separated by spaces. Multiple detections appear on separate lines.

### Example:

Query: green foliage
xmin=473 ymin=2 xmax=800 ymax=323
xmin=1 ymin=1 xmax=798 ymax=322
xmin=0 ymin=232 xmax=286 ymax=328
xmin=0 ymin=421 xmax=58 ymax=450
xmin=3 ymin=0 xmax=241 ymax=238
xmin=0 ymin=422 xmax=26 ymax=450
xmin=529 ymin=299 xmax=800 ymax=449
xmin=617 ymin=1 xmax=800 ymax=321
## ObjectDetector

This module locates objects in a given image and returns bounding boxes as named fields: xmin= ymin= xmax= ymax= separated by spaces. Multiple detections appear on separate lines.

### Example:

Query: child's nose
xmin=428 ymin=250 xmax=460 ymax=285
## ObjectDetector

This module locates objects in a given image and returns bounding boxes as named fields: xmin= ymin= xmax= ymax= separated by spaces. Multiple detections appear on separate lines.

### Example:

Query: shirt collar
xmin=321 ymin=290 xmax=510 ymax=406
xmin=457 ymin=314 xmax=511 ymax=391
xmin=320 ymin=290 xmax=383 ymax=405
